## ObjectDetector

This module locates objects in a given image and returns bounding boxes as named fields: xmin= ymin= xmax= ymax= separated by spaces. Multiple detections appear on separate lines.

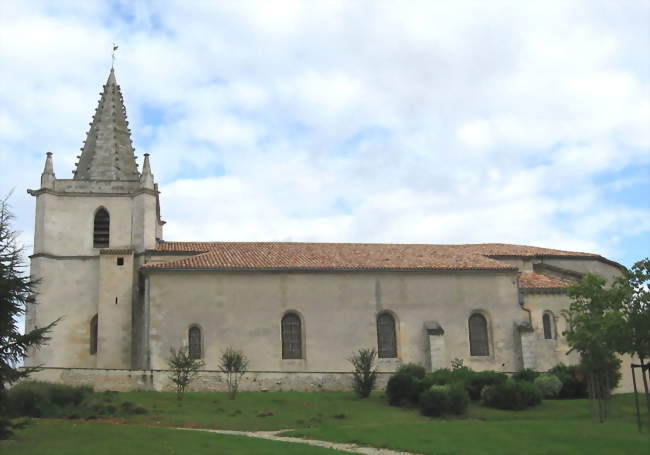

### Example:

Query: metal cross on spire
xmin=111 ymin=43 xmax=119 ymax=69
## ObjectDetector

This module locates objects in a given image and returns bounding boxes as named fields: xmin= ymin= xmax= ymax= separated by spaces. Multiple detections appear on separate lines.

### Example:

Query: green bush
xmin=512 ymin=368 xmax=539 ymax=383
xmin=419 ymin=369 xmax=454 ymax=391
xmin=8 ymin=382 xmax=91 ymax=418
xmin=419 ymin=368 xmax=506 ymax=401
xmin=419 ymin=385 xmax=449 ymax=417
xmin=396 ymin=363 xmax=427 ymax=380
xmin=446 ymin=383 xmax=470 ymax=415
xmin=7 ymin=381 xmax=145 ymax=419
xmin=548 ymin=364 xmax=588 ymax=399
xmin=386 ymin=373 xmax=420 ymax=406
xmin=534 ymin=374 xmax=563 ymax=399
xmin=465 ymin=371 xmax=508 ymax=401
xmin=481 ymin=379 xmax=542 ymax=410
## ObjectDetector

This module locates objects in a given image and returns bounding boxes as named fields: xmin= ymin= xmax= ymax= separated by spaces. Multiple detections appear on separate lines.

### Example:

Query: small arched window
xmin=543 ymin=313 xmax=554 ymax=339
xmin=93 ymin=208 xmax=110 ymax=248
xmin=188 ymin=326 xmax=202 ymax=359
xmin=377 ymin=312 xmax=397 ymax=358
xmin=469 ymin=313 xmax=489 ymax=356
xmin=281 ymin=312 xmax=302 ymax=359
xmin=90 ymin=314 xmax=98 ymax=355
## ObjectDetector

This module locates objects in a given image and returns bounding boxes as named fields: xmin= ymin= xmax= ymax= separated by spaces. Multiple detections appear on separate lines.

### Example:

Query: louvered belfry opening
xmin=469 ymin=313 xmax=489 ymax=356
xmin=93 ymin=209 xmax=110 ymax=248
xmin=377 ymin=312 xmax=397 ymax=358
xmin=188 ymin=326 xmax=202 ymax=359
xmin=543 ymin=313 xmax=553 ymax=339
xmin=90 ymin=314 xmax=98 ymax=355
xmin=281 ymin=313 xmax=302 ymax=359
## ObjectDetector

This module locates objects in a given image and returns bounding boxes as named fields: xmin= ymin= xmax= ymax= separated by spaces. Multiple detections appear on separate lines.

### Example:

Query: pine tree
xmin=0 ymin=194 xmax=57 ymax=438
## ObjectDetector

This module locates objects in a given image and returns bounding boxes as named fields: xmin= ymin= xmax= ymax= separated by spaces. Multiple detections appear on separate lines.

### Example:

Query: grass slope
xmin=1 ymin=420 xmax=348 ymax=455
xmin=2 ymin=391 xmax=648 ymax=455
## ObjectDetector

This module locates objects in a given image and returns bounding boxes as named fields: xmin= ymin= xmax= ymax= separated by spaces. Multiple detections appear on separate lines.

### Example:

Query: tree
xmin=616 ymin=259 xmax=650 ymax=427
xmin=348 ymin=348 xmax=378 ymax=398
xmin=167 ymin=346 xmax=204 ymax=400
xmin=0 ymin=195 xmax=56 ymax=438
xmin=218 ymin=347 xmax=248 ymax=400
xmin=563 ymin=273 xmax=626 ymax=423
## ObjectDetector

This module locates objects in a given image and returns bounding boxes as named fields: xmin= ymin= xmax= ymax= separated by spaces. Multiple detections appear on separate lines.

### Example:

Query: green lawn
xmin=2 ymin=420 xmax=348 ymax=455
xmin=2 ymin=391 xmax=648 ymax=455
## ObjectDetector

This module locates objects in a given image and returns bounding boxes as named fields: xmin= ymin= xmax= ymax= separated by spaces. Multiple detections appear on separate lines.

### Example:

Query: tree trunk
xmin=640 ymin=357 xmax=650 ymax=429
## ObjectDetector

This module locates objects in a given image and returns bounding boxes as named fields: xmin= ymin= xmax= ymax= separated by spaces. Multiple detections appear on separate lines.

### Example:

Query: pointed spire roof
xmin=73 ymin=68 xmax=140 ymax=181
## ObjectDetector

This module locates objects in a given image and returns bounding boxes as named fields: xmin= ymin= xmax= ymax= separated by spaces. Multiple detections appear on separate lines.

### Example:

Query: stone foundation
xmin=24 ymin=368 xmax=393 ymax=393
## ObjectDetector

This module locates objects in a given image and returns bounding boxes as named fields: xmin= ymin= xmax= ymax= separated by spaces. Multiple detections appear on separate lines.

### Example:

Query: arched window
xmin=469 ymin=313 xmax=489 ymax=356
xmin=377 ymin=312 xmax=397 ymax=358
xmin=281 ymin=312 xmax=302 ymax=359
xmin=93 ymin=208 xmax=110 ymax=248
xmin=188 ymin=326 xmax=202 ymax=359
xmin=543 ymin=312 xmax=554 ymax=339
xmin=90 ymin=314 xmax=98 ymax=355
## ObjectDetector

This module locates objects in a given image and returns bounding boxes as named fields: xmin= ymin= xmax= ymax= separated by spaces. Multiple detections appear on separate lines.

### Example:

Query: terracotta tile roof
xmin=519 ymin=272 xmax=572 ymax=290
xmin=141 ymin=241 xmax=602 ymax=272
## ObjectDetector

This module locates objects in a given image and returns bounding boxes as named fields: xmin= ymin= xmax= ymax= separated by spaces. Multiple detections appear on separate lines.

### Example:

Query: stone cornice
xmin=27 ymin=187 xmax=157 ymax=197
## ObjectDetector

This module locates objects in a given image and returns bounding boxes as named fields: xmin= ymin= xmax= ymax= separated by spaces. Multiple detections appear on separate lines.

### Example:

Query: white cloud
xmin=0 ymin=0 xmax=648 ymax=267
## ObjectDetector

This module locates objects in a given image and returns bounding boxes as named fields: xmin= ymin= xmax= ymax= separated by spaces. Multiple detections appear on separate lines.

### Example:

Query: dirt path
xmin=179 ymin=427 xmax=422 ymax=455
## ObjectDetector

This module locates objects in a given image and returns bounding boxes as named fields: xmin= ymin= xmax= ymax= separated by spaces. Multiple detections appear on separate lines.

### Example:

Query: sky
xmin=0 ymin=0 xmax=649 ymax=268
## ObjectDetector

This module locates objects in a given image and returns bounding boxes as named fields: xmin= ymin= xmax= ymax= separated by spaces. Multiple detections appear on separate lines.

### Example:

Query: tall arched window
xmin=543 ymin=312 xmax=554 ymax=339
xmin=281 ymin=312 xmax=302 ymax=359
xmin=90 ymin=314 xmax=98 ymax=355
xmin=377 ymin=312 xmax=397 ymax=358
xmin=469 ymin=313 xmax=489 ymax=356
xmin=93 ymin=208 xmax=110 ymax=248
xmin=188 ymin=326 xmax=202 ymax=359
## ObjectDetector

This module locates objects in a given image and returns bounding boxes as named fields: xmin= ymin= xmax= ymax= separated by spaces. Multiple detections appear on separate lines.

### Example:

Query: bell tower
xmin=26 ymin=68 xmax=164 ymax=369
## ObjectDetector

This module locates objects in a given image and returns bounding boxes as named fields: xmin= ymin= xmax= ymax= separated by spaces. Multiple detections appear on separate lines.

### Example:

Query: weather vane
xmin=111 ymin=43 xmax=119 ymax=69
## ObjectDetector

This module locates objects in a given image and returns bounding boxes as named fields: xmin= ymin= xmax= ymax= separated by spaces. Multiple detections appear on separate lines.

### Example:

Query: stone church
xmin=25 ymin=69 xmax=632 ymax=392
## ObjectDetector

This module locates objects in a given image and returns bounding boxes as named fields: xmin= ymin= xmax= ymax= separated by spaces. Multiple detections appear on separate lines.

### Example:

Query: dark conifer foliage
xmin=0 ymin=195 xmax=57 ymax=438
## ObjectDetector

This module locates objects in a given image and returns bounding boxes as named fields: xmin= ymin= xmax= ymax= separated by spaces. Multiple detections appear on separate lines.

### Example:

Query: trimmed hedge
xmin=386 ymin=373 xmax=421 ymax=406
xmin=534 ymin=374 xmax=563 ymax=399
xmin=512 ymin=368 xmax=539 ymax=383
xmin=481 ymin=379 xmax=542 ymax=410
xmin=419 ymin=385 xmax=449 ymax=417
xmin=418 ymin=383 xmax=469 ymax=417
xmin=548 ymin=364 xmax=588 ymax=399
xmin=395 ymin=363 xmax=427 ymax=380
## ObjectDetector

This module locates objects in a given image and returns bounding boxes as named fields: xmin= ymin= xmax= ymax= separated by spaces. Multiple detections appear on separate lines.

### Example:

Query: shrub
xmin=218 ymin=347 xmax=249 ymax=400
xmin=465 ymin=371 xmax=508 ymax=401
xmin=386 ymin=373 xmax=420 ymax=406
xmin=396 ymin=363 xmax=426 ymax=380
xmin=168 ymin=346 xmax=204 ymax=400
xmin=481 ymin=379 xmax=542 ymax=410
xmin=419 ymin=385 xmax=449 ymax=417
xmin=348 ymin=348 xmax=378 ymax=398
xmin=446 ymin=383 xmax=470 ymax=415
xmin=534 ymin=374 xmax=563 ymax=399
xmin=419 ymin=369 xmax=454 ymax=391
xmin=548 ymin=364 xmax=588 ymax=399
xmin=6 ymin=381 xmax=146 ymax=419
xmin=512 ymin=368 xmax=539 ymax=383
xmin=7 ymin=386 xmax=41 ymax=417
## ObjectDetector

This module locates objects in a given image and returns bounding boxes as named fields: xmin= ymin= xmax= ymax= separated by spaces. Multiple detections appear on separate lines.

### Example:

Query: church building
xmin=25 ymin=69 xmax=631 ymax=392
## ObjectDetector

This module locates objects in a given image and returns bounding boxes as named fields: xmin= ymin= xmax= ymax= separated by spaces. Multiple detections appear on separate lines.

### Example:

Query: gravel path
xmin=179 ymin=427 xmax=421 ymax=455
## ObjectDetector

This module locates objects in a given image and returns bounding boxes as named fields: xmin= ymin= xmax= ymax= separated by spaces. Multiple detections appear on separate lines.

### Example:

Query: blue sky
xmin=0 ymin=0 xmax=648 ymax=268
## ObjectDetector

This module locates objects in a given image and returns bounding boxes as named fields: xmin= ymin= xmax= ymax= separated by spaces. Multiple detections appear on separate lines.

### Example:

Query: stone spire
xmin=140 ymin=153 xmax=154 ymax=189
xmin=41 ymin=152 xmax=55 ymax=189
xmin=73 ymin=68 xmax=140 ymax=181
